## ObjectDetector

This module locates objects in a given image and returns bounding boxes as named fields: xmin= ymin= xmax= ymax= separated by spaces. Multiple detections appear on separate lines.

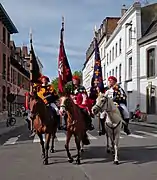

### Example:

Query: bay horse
xmin=60 ymin=95 xmax=90 ymax=165
xmin=92 ymin=93 xmax=126 ymax=165
xmin=30 ymin=94 xmax=58 ymax=165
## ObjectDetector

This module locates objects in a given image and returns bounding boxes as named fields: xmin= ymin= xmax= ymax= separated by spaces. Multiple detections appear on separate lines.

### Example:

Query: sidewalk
xmin=0 ymin=117 xmax=27 ymax=136
xmin=130 ymin=120 xmax=157 ymax=128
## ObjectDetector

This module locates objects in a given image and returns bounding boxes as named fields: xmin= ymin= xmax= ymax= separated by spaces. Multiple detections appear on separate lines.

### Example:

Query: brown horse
xmin=30 ymin=95 xmax=58 ymax=165
xmin=60 ymin=95 xmax=90 ymax=165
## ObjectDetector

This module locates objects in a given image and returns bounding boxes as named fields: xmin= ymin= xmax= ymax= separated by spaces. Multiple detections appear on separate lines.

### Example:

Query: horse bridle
xmin=95 ymin=96 xmax=111 ymax=113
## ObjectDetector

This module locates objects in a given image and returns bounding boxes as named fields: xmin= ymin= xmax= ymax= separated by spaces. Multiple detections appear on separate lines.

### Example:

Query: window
xmin=107 ymin=73 xmax=108 ymax=78
xmin=7 ymin=57 xmax=10 ymax=81
xmin=18 ymin=72 xmax=21 ymax=86
xmin=2 ymin=54 xmax=6 ymax=80
xmin=119 ymin=38 xmax=122 ymax=54
xmin=112 ymin=69 xmax=114 ymax=76
xmin=109 ymin=71 xmax=111 ymax=76
xmin=3 ymin=27 xmax=6 ymax=44
xmin=119 ymin=64 xmax=122 ymax=83
xmin=7 ymin=32 xmax=10 ymax=47
xmin=128 ymin=57 xmax=132 ymax=79
xmin=112 ymin=47 xmax=114 ymax=61
xmin=107 ymin=53 xmax=109 ymax=65
xmin=129 ymin=27 xmax=132 ymax=46
xmin=115 ymin=66 xmax=118 ymax=77
xmin=101 ymin=48 xmax=103 ymax=59
xmin=147 ymin=48 xmax=155 ymax=77
xmin=115 ymin=43 xmax=118 ymax=57
xmin=109 ymin=50 xmax=111 ymax=63
xmin=2 ymin=86 xmax=6 ymax=110
xmin=104 ymin=64 xmax=106 ymax=80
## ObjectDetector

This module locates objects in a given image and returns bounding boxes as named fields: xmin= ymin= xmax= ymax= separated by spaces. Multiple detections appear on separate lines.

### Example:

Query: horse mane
xmin=30 ymin=95 xmax=50 ymax=124
xmin=64 ymin=96 xmax=81 ymax=121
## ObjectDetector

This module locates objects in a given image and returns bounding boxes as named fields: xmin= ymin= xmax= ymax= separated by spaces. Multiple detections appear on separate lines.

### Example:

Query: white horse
xmin=92 ymin=93 xmax=126 ymax=165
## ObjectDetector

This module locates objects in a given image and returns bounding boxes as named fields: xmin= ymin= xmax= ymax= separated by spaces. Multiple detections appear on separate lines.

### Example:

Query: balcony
xmin=10 ymin=56 xmax=30 ymax=79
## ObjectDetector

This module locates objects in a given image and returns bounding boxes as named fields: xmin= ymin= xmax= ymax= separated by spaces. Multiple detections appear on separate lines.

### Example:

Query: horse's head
xmin=92 ymin=93 xmax=109 ymax=115
xmin=59 ymin=96 xmax=73 ymax=115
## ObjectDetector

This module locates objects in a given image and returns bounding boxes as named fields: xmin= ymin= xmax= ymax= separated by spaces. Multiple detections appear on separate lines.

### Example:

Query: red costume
xmin=72 ymin=76 xmax=92 ymax=115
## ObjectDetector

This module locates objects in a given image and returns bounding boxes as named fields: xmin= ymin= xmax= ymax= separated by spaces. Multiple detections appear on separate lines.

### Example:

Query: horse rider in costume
xmin=71 ymin=75 xmax=94 ymax=131
xmin=102 ymin=76 xmax=131 ymax=135
xmin=30 ymin=75 xmax=60 ymax=135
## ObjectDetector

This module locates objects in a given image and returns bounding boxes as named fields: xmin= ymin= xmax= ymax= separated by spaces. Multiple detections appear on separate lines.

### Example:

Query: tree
xmin=51 ymin=70 xmax=83 ymax=92
xmin=51 ymin=77 xmax=59 ymax=92
xmin=73 ymin=71 xmax=82 ymax=81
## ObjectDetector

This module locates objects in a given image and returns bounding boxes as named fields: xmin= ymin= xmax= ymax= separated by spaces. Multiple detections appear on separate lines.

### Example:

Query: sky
xmin=1 ymin=0 xmax=156 ymax=80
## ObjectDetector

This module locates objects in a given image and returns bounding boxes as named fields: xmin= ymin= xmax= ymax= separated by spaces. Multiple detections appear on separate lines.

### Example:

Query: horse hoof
xmin=76 ymin=159 xmax=81 ymax=165
xmin=107 ymin=149 xmax=110 ymax=153
xmin=81 ymin=149 xmax=84 ymax=153
xmin=50 ymin=149 xmax=55 ymax=153
xmin=68 ymin=158 xmax=74 ymax=163
xmin=41 ymin=154 xmax=45 ymax=159
xmin=43 ymin=159 xmax=48 ymax=165
xmin=114 ymin=161 xmax=119 ymax=165
xmin=98 ymin=131 xmax=102 ymax=136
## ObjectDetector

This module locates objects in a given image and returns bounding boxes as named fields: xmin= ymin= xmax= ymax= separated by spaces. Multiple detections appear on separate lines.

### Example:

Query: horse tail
xmin=82 ymin=132 xmax=90 ymax=145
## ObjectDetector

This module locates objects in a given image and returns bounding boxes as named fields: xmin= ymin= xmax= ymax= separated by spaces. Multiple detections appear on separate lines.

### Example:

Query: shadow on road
xmin=80 ymin=145 xmax=157 ymax=165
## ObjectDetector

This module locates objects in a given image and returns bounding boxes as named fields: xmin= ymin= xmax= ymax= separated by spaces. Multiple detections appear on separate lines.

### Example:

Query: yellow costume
xmin=37 ymin=84 xmax=58 ymax=104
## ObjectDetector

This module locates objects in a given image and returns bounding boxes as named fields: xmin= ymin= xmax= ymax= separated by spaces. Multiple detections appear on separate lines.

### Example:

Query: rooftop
xmin=0 ymin=3 xmax=18 ymax=34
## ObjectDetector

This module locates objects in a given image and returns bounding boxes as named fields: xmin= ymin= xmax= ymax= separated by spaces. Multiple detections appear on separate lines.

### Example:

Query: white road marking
xmin=136 ymin=131 xmax=157 ymax=138
xmin=4 ymin=135 xmax=20 ymax=145
xmin=56 ymin=132 xmax=66 ymax=141
xmin=33 ymin=134 xmax=45 ymax=143
xmin=121 ymin=131 xmax=145 ymax=138
xmin=128 ymin=134 xmax=145 ymax=138
xmin=87 ymin=132 xmax=97 ymax=140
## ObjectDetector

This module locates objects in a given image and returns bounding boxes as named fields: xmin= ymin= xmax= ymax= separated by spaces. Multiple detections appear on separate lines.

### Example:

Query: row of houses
xmin=0 ymin=3 xmax=43 ymax=113
xmin=83 ymin=2 xmax=157 ymax=120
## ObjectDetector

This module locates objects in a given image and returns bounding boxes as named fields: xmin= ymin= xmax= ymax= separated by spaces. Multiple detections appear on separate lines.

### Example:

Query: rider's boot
xmin=124 ymin=118 xmax=131 ymax=135
xmin=100 ymin=118 xmax=106 ymax=135
xmin=81 ymin=108 xmax=94 ymax=131
xmin=88 ymin=118 xmax=95 ymax=131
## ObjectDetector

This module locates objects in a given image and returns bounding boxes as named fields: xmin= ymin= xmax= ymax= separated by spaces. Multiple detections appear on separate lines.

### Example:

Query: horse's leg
xmin=65 ymin=131 xmax=73 ymax=163
xmin=113 ymin=132 xmax=120 ymax=165
xmin=37 ymin=132 xmax=45 ymax=159
xmin=43 ymin=133 xmax=51 ymax=165
xmin=106 ymin=131 xmax=110 ymax=153
xmin=74 ymin=134 xmax=81 ymax=165
xmin=50 ymin=127 xmax=57 ymax=153
xmin=81 ymin=141 xmax=84 ymax=152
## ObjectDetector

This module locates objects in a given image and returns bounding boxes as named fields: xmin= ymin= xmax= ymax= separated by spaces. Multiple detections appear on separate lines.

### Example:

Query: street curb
xmin=130 ymin=121 xmax=157 ymax=128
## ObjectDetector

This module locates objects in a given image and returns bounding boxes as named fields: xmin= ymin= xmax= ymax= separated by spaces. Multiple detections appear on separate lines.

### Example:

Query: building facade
xmin=83 ymin=17 xmax=120 ymax=92
xmin=103 ymin=2 xmax=142 ymax=113
xmin=83 ymin=2 xmax=157 ymax=118
xmin=0 ymin=3 xmax=18 ymax=112
xmin=138 ymin=8 xmax=157 ymax=116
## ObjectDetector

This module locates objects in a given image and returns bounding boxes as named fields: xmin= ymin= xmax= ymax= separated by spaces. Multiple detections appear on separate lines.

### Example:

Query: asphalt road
xmin=0 ymin=122 xmax=157 ymax=180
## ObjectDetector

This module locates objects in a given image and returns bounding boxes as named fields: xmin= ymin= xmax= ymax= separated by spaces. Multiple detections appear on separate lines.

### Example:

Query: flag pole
xmin=29 ymin=28 xmax=33 ymax=93
xmin=60 ymin=16 xmax=64 ymax=128
xmin=29 ymin=28 xmax=33 ymax=132
xmin=94 ymin=25 xmax=101 ymax=135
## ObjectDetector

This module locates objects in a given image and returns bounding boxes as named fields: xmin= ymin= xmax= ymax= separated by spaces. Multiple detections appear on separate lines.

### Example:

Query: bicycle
xmin=6 ymin=113 xmax=16 ymax=127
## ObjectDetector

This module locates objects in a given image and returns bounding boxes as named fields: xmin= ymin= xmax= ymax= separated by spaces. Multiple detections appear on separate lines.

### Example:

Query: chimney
xmin=121 ymin=4 xmax=127 ymax=17
xmin=22 ymin=46 xmax=28 ymax=57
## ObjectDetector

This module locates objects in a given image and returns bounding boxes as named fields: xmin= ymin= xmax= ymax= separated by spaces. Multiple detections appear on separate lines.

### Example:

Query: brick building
xmin=0 ymin=3 xmax=31 ymax=112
